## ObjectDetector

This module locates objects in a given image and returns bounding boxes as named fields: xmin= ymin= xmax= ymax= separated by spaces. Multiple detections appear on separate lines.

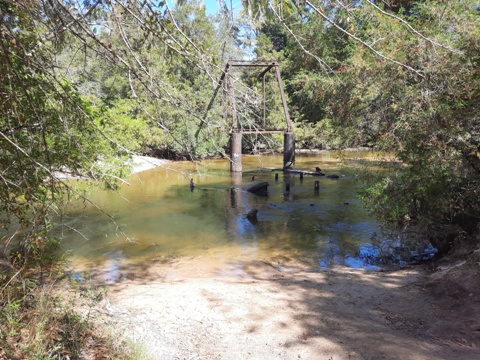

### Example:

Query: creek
xmin=57 ymin=152 xmax=399 ymax=282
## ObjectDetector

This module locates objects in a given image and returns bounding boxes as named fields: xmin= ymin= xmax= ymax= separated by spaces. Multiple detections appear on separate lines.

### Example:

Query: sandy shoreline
xmin=97 ymin=258 xmax=480 ymax=360
xmin=61 ymin=154 xmax=478 ymax=359
xmin=52 ymin=155 xmax=167 ymax=180
xmin=130 ymin=155 xmax=168 ymax=174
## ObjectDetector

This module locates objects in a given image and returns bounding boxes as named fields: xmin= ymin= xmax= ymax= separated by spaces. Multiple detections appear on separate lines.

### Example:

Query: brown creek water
xmin=57 ymin=152 xmax=393 ymax=283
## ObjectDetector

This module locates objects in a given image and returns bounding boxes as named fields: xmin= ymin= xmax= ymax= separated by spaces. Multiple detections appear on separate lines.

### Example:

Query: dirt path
xmin=96 ymin=257 xmax=479 ymax=360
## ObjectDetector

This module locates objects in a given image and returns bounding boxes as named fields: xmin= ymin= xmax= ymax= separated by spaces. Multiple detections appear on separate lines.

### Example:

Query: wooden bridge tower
xmin=218 ymin=60 xmax=295 ymax=172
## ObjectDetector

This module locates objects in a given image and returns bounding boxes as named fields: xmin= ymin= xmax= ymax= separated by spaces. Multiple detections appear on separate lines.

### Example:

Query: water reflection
xmin=56 ymin=153 xmax=396 ymax=279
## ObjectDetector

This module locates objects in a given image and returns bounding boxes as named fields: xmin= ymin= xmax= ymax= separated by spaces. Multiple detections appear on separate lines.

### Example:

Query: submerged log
xmin=247 ymin=182 xmax=269 ymax=194
xmin=284 ymin=169 xmax=325 ymax=176
xmin=246 ymin=208 xmax=259 ymax=225
xmin=247 ymin=209 xmax=258 ymax=217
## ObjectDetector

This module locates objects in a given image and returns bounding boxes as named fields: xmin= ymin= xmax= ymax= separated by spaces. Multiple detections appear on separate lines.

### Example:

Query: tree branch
xmin=365 ymin=0 xmax=462 ymax=55
xmin=304 ymin=0 xmax=425 ymax=78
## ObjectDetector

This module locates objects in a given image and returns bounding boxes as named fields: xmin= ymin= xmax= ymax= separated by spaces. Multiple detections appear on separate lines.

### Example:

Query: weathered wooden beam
xmin=227 ymin=67 xmax=238 ymax=131
xmin=240 ymin=129 xmax=285 ymax=134
xmin=270 ymin=169 xmax=326 ymax=176
xmin=275 ymin=65 xmax=293 ymax=132
xmin=257 ymin=65 xmax=275 ymax=79
xmin=263 ymin=73 xmax=266 ymax=128
xmin=228 ymin=60 xmax=278 ymax=67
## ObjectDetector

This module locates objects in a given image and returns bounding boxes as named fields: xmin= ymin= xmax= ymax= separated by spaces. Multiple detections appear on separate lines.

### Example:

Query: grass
xmin=0 ymin=247 xmax=147 ymax=360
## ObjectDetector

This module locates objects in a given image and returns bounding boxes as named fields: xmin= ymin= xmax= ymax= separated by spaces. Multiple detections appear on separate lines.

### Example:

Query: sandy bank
xmin=90 ymin=257 xmax=480 ymax=360
xmin=130 ymin=155 xmax=168 ymax=174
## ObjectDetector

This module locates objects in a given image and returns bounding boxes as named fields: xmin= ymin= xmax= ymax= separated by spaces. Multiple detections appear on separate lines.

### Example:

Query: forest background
xmin=0 ymin=0 xmax=479 ymax=358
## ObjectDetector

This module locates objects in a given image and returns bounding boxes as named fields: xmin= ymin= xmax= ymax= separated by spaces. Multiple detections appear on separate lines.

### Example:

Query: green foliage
xmin=253 ymin=0 xmax=480 ymax=252
xmin=0 ymin=275 xmax=139 ymax=359
xmin=53 ymin=0 xmax=239 ymax=160
xmin=0 ymin=1 xmax=131 ymax=237
xmin=0 ymin=4 xmax=146 ymax=356
xmin=93 ymin=98 xmax=166 ymax=153
xmin=353 ymin=1 xmax=480 ymax=252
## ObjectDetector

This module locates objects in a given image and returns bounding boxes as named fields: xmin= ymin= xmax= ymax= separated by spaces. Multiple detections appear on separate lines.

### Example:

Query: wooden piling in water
xmin=283 ymin=132 xmax=295 ymax=169
xmin=230 ymin=132 xmax=242 ymax=172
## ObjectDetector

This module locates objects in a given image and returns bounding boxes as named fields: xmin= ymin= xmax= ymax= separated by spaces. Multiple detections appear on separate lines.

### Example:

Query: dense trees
xmin=54 ymin=0 xmax=241 ymax=159
xmin=1 ymin=0 xmax=479 ymax=266
xmin=251 ymin=0 xmax=480 ymax=253
xmin=0 ymin=4 xmax=248 ymax=312
xmin=0 ymin=0 xmax=129 ymax=251
xmin=0 ymin=0 xmax=479 ymax=355
xmin=0 ymin=0 xmax=245 ymax=243
xmin=0 ymin=2 xmax=242 ymax=355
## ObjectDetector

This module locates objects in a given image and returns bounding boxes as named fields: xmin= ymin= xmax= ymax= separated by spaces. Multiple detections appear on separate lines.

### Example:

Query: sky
xmin=203 ymin=0 xmax=221 ymax=14
xmin=202 ymin=0 xmax=244 ymax=15
xmin=165 ymin=0 xmax=244 ymax=15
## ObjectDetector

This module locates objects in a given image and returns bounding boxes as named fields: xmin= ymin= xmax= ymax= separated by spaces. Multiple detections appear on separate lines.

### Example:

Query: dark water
xmin=57 ymin=152 xmax=398 ymax=279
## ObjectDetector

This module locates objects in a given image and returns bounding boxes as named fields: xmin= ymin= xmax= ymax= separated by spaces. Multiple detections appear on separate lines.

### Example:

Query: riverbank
xmin=99 ymin=154 xmax=478 ymax=359
xmin=61 ymin=153 xmax=478 ymax=359
xmin=81 ymin=251 xmax=479 ymax=360
xmin=130 ymin=155 xmax=169 ymax=174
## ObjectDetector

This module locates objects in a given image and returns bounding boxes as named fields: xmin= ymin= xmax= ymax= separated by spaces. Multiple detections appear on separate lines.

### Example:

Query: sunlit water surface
xmin=57 ymin=152 xmax=394 ymax=282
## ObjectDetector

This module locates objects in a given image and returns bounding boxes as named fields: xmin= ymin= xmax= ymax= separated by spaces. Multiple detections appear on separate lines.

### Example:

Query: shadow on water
xmin=55 ymin=153 xmax=434 ymax=282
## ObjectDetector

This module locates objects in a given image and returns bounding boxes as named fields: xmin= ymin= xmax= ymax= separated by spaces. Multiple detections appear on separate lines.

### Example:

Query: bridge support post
xmin=283 ymin=132 xmax=295 ymax=169
xmin=230 ymin=132 xmax=243 ymax=172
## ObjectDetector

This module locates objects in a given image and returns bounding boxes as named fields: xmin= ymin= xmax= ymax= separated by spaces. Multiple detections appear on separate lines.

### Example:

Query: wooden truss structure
xmin=202 ymin=60 xmax=295 ymax=172
xmin=218 ymin=60 xmax=293 ymax=134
